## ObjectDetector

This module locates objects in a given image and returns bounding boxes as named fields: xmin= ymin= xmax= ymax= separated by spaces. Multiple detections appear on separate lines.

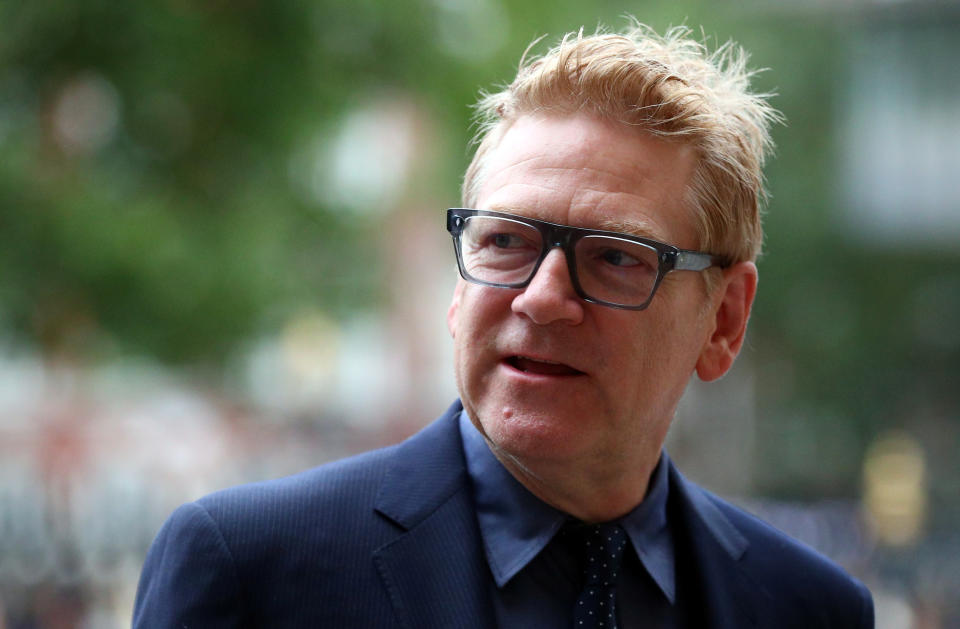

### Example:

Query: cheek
xmin=601 ymin=311 xmax=696 ymax=392
xmin=646 ymin=315 xmax=710 ymax=385
xmin=460 ymin=285 xmax=513 ymax=328
xmin=451 ymin=286 xmax=503 ymax=366
xmin=447 ymin=278 xmax=467 ymax=339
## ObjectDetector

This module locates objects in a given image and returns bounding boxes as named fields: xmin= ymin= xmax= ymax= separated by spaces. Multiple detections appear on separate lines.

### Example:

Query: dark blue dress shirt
xmin=459 ymin=412 xmax=681 ymax=628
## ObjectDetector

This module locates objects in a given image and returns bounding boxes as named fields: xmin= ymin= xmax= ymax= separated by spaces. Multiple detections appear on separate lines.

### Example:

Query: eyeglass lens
xmin=459 ymin=215 xmax=660 ymax=307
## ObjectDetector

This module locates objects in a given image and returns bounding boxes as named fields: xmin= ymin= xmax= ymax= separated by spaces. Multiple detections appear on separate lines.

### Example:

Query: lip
xmin=501 ymin=354 xmax=587 ymax=377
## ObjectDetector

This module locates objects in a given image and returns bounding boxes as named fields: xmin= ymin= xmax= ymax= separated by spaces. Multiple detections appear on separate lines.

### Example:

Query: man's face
xmin=448 ymin=113 xmax=720 ymax=478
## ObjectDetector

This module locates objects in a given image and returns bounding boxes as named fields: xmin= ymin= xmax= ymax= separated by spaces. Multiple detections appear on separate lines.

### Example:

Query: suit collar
xmin=668 ymin=462 xmax=761 ymax=628
xmin=668 ymin=463 xmax=748 ymax=561
xmin=372 ymin=400 xmax=496 ymax=629
xmin=374 ymin=400 xmax=469 ymax=530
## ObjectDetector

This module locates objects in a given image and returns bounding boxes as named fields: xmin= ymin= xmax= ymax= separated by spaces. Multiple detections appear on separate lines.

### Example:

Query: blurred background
xmin=1 ymin=0 xmax=958 ymax=626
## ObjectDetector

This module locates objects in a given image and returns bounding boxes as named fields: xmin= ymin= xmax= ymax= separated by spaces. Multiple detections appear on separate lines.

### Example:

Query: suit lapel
xmin=669 ymin=463 xmax=762 ymax=629
xmin=373 ymin=401 xmax=495 ymax=629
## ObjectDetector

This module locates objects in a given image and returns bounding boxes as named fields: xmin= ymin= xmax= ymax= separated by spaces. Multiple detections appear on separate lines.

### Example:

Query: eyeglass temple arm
xmin=674 ymin=250 xmax=722 ymax=271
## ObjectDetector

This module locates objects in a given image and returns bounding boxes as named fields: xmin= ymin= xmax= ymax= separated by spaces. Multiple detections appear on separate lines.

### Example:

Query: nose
xmin=511 ymin=248 xmax=585 ymax=325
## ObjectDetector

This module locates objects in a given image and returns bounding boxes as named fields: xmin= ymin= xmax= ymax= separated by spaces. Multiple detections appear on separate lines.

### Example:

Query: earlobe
xmin=695 ymin=262 xmax=758 ymax=382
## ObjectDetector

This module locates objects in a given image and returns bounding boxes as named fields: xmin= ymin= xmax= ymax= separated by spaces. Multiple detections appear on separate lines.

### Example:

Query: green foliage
xmin=1 ymin=0 xmax=442 ymax=363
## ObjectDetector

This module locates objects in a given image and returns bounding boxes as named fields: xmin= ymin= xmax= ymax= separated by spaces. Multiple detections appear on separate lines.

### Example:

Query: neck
xmin=489 ymin=443 xmax=661 ymax=523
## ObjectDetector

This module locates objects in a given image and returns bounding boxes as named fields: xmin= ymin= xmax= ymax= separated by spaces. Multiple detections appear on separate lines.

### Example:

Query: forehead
xmin=477 ymin=114 xmax=698 ymax=246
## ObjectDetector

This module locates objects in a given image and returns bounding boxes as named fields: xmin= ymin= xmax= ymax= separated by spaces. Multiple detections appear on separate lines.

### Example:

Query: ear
xmin=695 ymin=262 xmax=758 ymax=382
xmin=447 ymin=280 xmax=465 ymax=339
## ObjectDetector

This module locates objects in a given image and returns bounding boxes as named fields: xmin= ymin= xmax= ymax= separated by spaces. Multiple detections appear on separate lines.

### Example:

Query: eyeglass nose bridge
xmin=528 ymin=223 xmax=583 ymax=290
xmin=540 ymin=222 xmax=576 ymax=251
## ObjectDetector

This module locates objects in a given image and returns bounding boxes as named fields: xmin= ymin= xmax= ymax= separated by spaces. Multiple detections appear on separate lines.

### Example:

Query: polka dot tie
xmin=573 ymin=523 xmax=627 ymax=629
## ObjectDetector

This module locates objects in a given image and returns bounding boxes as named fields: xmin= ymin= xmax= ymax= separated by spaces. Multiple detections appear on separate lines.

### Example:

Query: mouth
xmin=505 ymin=355 xmax=585 ymax=377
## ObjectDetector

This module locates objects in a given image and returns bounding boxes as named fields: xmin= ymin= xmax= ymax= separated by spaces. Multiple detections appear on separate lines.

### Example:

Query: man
xmin=134 ymin=23 xmax=874 ymax=628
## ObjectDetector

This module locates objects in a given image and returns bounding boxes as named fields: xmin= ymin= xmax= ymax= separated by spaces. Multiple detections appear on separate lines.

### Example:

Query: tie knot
xmin=581 ymin=523 xmax=627 ymax=586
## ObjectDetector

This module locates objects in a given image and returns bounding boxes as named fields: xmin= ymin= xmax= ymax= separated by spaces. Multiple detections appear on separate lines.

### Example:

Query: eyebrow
xmin=594 ymin=216 xmax=666 ymax=242
xmin=481 ymin=206 xmax=670 ymax=243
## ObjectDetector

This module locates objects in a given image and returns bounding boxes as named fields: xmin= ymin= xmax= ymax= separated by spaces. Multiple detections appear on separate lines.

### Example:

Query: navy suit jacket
xmin=134 ymin=400 xmax=874 ymax=628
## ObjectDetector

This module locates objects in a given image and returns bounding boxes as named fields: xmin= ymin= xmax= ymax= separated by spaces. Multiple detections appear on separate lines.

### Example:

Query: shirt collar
xmin=459 ymin=411 xmax=567 ymax=586
xmin=619 ymin=445 xmax=676 ymax=602
xmin=458 ymin=411 xmax=676 ymax=603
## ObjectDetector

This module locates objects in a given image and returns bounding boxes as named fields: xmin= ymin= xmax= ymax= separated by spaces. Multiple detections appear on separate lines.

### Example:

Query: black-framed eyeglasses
xmin=446 ymin=208 xmax=725 ymax=311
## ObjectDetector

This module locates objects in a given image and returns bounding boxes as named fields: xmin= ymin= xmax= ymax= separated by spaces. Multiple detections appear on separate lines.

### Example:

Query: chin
xmin=473 ymin=401 xmax=598 ymax=463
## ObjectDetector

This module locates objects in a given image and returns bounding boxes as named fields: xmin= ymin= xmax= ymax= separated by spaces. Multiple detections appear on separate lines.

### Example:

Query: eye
xmin=491 ymin=232 xmax=527 ymax=249
xmin=599 ymin=247 xmax=642 ymax=267
xmin=578 ymin=237 xmax=659 ymax=277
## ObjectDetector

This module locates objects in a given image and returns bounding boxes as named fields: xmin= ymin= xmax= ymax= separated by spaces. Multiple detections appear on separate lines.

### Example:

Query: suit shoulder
xmin=195 ymin=442 xmax=400 ymax=524
xmin=696 ymin=487 xmax=874 ymax=626
xmin=135 ymin=405 xmax=467 ymax=626
xmin=135 ymin=444 xmax=408 ymax=626
xmin=708 ymin=491 xmax=850 ymax=573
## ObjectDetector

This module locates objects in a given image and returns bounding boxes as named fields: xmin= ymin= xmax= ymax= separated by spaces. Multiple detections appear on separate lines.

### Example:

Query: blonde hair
xmin=462 ymin=21 xmax=782 ymax=263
